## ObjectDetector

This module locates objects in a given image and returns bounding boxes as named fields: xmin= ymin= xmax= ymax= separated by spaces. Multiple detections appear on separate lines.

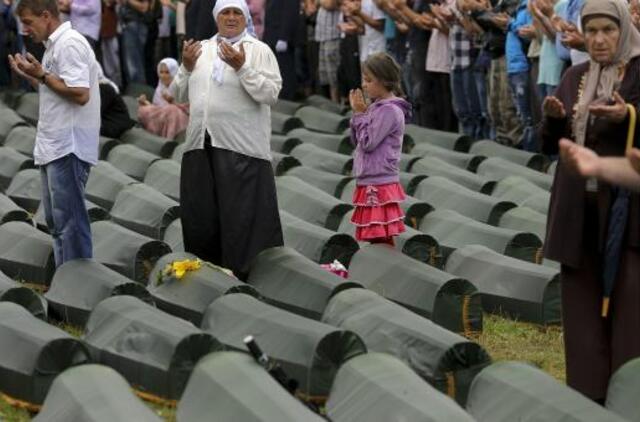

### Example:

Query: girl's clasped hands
xmin=349 ymin=88 xmax=368 ymax=113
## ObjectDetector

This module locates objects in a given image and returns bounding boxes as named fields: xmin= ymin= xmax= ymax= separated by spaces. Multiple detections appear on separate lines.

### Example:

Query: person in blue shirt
xmin=505 ymin=0 xmax=536 ymax=151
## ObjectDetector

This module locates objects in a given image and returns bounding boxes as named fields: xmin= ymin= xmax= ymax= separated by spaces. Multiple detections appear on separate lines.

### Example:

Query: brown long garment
xmin=541 ymin=57 xmax=640 ymax=400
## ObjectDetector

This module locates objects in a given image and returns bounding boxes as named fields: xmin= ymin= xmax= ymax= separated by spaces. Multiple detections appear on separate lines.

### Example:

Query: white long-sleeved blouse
xmin=172 ymin=33 xmax=282 ymax=161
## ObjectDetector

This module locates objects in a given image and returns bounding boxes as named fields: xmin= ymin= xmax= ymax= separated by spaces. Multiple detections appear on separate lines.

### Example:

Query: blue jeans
xmin=40 ymin=154 xmax=92 ymax=267
xmin=122 ymin=20 xmax=148 ymax=84
xmin=508 ymin=71 xmax=537 ymax=152
xmin=473 ymin=69 xmax=493 ymax=140
xmin=451 ymin=67 xmax=484 ymax=139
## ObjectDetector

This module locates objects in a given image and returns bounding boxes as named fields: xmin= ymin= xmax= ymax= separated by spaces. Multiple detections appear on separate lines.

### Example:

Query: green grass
xmin=0 ymin=314 xmax=565 ymax=420
xmin=56 ymin=322 xmax=84 ymax=338
xmin=474 ymin=313 xmax=566 ymax=382
xmin=0 ymin=399 xmax=31 ymax=421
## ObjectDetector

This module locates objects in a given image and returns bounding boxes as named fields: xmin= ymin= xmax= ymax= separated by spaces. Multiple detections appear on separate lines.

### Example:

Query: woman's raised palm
xmin=543 ymin=96 xmax=566 ymax=119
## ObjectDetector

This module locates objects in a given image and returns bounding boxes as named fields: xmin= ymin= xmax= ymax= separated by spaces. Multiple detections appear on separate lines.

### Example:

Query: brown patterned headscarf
xmin=573 ymin=0 xmax=640 ymax=146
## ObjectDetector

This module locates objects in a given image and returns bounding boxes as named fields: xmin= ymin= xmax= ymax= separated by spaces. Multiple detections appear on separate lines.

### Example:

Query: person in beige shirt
xmin=173 ymin=0 xmax=284 ymax=280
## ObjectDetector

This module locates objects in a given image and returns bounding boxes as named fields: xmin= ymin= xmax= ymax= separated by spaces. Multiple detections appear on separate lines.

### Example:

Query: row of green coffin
xmin=0 ymin=254 xmax=517 ymax=411
xmin=1 ymin=294 xmax=637 ymax=421
xmin=0 ymin=234 xmax=487 ymax=403
xmin=274 ymin=135 xmax=550 ymax=190
xmin=0 ymin=118 xmax=552 ymax=236
xmin=0 ymin=154 xmax=557 ymax=325
xmin=0 ymin=191 xmax=558 ymax=327
xmin=2 ymin=164 xmax=179 ymax=236
xmin=270 ymin=101 xmax=551 ymax=169
xmin=276 ymin=164 xmax=548 ymax=240
xmin=0 ymin=201 xmax=560 ymax=331
xmin=2 ymin=91 xmax=555 ymax=176
xmin=1 ymin=123 xmax=178 ymax=164
xmin=2 ymin=97 xmax=553 ymax=178
xmin=280 ymin=206 xmax=558 ymax=325
xmin=1 ymin=95 xmax=552 ymax=268
xmin=269 ymin=135 xmax=554 ymax=194
xmin=277 ymin=174 xmax=545 ymax=264
xmin=0 ymin=157 xmax=548 ymax=265
xmin=273 ymin=160 xmax=549 ymax=233
xmin=28 ymin=353 xmax=640 ymax=422
xmin=0 ymin=220 xmax=171 ymax=285
xmin=2 ymin=90 xmax=178 ymax=151
xmin=2 ymin=99 xmax=552 ymax=326
xmin=0 ymin=257 xmax=485 ymax=406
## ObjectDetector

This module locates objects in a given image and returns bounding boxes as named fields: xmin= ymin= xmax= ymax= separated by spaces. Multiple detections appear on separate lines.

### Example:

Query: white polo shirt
xmin=36 ymin=21 xmax=100 ymax=166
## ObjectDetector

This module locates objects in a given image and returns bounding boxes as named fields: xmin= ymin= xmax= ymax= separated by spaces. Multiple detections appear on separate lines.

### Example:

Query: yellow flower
xmin=169 ymin=259 xmax=202 ymax=280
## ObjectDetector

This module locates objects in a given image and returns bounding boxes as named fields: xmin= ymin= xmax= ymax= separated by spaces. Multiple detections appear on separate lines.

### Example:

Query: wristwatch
xmin=39 ymin=71 xmax=50 ymax=84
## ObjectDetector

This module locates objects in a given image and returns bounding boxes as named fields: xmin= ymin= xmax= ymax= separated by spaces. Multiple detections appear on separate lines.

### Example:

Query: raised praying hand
xmin=559 ymin=139 xmax=600 ymax=178
xmin=531 ymin=0 xmax=553 ymax=18
xmin=542 ymin=96 xmax=566 ymax=119
xmin=561 ymin=25 xmax=585 ymax=49
xmin=8 ymin=53 xmax=44 ymax=83
xmin=218 ymin=41 xmax=246 ymax=72
xmin=491 ymin=13 xmax=510 ymax=30
xmin=349 ymin=89 xmax=368 ymax=114
xmin=181 ymin=39 xmax=202 ymax=73
xmin=518 ymin=24 xmax=537 ymax=39
xmin=588 ymin=91 xmax=628 ymax=123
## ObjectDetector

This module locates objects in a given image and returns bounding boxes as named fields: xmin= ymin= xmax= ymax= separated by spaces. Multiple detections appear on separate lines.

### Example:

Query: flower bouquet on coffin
xmin=148 ymin=252 xmax=257 ymax=325
xmin=158 ymin=258 xmax=203 ymax=285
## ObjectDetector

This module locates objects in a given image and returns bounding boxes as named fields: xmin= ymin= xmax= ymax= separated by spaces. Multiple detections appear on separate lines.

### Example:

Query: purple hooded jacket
xmin=350 ymin=97 xmax=412 ymax=186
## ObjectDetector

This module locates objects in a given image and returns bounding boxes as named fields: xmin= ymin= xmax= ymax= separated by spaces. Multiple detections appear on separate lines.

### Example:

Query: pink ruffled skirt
xmin=351 ymin=182 xmax=406 ymax=241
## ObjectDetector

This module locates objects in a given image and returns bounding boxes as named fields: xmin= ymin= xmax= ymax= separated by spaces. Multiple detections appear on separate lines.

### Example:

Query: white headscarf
xmin=158 ymin=57 xmax=180 ymax=79
xmin=154 ymin=58 xmax=180 ymax=106
xmin=211 ymin=0 xmax=251 ymax=85
xmin=212 ymin=0 xmax=250 ymax=22
xmin=573 ymin=0 xmax=640 ymax=145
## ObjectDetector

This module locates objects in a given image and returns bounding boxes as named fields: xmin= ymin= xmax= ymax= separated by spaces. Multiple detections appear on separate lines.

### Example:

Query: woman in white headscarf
xmin=172 ymin=0 xmax=283 ymax=280
xmin=137 ymin=57 xmax=190 ymax=140
xmin=540 ymin=0 xmax=640 ymax=402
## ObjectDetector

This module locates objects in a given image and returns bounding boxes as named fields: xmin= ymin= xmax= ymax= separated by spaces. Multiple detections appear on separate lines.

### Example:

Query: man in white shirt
xmin=173 ymin=0 xmax=284 ymax=280
xmin=9 ymin=0 xmax=99 ymax=267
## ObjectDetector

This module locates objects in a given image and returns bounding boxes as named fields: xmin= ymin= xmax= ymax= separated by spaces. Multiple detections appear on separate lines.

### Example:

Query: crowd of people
xmin=4 ymin=0 xmax=640 ymax=150
xmin=3 ymin=0 xmax=640 ymax=412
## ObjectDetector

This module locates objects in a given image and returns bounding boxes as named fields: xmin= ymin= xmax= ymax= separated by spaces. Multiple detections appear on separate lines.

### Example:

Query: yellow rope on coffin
xmin=294 ymin=391 xmax=328 ymax=406
xmin=462 ymin=295 xmax=474 ymax=338
xmin=133 ymin=389 xmax=178 ymax=408
xmin=445 ymin=372 xmax=456 ymax=399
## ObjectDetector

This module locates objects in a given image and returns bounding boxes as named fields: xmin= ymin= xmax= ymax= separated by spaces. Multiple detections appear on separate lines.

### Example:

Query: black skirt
xmin=180 ymin=139 xmax=284 ymax=280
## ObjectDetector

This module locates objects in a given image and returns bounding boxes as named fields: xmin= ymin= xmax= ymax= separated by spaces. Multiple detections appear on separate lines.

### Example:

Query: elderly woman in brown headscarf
xmin=541 ymin=0 xmax=640 ymax=402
